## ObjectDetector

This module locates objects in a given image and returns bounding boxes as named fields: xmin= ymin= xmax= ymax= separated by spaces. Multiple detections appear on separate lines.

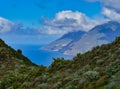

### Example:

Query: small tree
xmin=17 ymin=49 xmax=22 ymax=54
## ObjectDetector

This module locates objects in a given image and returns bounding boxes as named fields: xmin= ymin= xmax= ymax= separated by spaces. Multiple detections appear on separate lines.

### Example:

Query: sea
xmin=10 ymin=44 xmax=73 ymax=66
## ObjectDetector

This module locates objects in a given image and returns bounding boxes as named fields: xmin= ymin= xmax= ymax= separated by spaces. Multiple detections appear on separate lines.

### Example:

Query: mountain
xmin=0 ymin=37 xmax=120 ymax=89
xmin=43 ymin=21 xmax=120 ymax=55
xmin=63 ymin=21 xmax=120 ymax=55
xmin=41 ymin=30 xmax=85 ymax=51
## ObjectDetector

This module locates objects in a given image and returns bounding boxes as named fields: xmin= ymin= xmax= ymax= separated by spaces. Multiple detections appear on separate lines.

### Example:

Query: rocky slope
xmin=43 ymin=21 xmax=120 ymax=55
xmin=41 ymin=30 xmax=85 ymax=52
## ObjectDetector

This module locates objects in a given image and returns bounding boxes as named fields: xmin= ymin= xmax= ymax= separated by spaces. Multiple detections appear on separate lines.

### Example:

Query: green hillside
xmin=0 ymin=39 xmax=36 ymax=79
xmin=0 ymin=37 xmax=120 ymax=89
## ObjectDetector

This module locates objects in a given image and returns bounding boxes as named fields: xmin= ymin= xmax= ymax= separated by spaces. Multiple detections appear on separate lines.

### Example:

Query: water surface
xmin=10 ymin=44 xmax=73 ymax=66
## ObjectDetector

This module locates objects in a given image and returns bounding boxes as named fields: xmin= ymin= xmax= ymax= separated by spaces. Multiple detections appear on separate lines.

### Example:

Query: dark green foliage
xmin=17 ymin=49 xmax=22 ymax=54
xmin=0 ymin=37 xmax=120 ymax=89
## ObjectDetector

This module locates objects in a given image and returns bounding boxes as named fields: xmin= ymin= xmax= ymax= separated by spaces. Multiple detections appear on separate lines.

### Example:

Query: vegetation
xmin=0 ymin=37 xmax=120 ymax=89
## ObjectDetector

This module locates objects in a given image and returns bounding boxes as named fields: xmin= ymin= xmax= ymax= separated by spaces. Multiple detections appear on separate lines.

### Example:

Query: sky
xmin=0 ymin=0 xmax=120 ymax=45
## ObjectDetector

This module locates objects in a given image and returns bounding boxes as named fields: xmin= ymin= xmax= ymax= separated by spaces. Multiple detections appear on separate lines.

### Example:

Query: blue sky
xmin=0 ymin=0 xmax=120 ymax=44
xmin=0 ymin=0 xmax=101 ymax=27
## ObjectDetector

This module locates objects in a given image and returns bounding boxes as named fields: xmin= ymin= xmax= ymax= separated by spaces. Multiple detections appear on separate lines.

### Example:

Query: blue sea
xmin=10 ymin=44 xmax=73 ymax=66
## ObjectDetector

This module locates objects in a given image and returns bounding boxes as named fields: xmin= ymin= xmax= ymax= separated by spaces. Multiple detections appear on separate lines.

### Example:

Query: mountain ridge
xmin=41 ymin=30 xmax=85 ymax=52
xmin=42 ymin=21 xmax=120 ymax=55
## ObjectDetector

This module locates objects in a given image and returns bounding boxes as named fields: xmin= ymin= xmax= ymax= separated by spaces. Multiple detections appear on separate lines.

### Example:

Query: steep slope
xmin=0 ymin=37 xmax=120 ymax=89
xmin=43 ymin=21 xmax=120 ymax=56
xmin=41 ymin=30 xmax=85 ymax=51
xmin=63 ymin=21 xmax=120 ymax=55
xmin=0 ymin=39 xmax=36 ymax=79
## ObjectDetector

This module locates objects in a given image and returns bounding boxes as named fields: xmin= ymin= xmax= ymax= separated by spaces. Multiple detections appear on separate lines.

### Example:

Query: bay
xmin=10 ymin=44 xmax=73 ymax=66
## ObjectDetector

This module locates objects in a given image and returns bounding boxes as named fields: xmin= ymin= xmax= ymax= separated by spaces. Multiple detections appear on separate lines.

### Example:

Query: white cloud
xmin=87 ymin=0 xmax=120 ymax=22
xmin=0 ymin=17 xmax=15 ymax=34
xmin=39 ymin=10 xmax=105 ymax=35
xmin=0 ymin=17 xmax=42 ymax=35
xmin=87 ymin=0 xmax=120 ymax=10
xmin=0 ymin=10 xmax=108 ymax=36
xmin=102 ymin=7 xmax=120 ymax=22
xmin=39 ymin=26 xmax=67 ymax=35
xmin=100 ymin=0 xmax=120 ymax=11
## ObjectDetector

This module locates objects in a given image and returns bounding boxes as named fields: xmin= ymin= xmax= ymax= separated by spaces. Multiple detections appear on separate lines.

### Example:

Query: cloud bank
xmin=0 ymin=17 xmax=14 ymax=34
xmin=38 ymin=10 xmax=105 ymax=35
xmin=0 ymin=10 xmax=107 ymax=35
xmin=102 ymin=7 xmax=120 ymax=21
xmin=1 ymin=0 xmax=120 ymax=35
xmin=100 ymin=0 xmax=120 ymax=11
xmin=87 ymin=0 xmax=120 ymax=22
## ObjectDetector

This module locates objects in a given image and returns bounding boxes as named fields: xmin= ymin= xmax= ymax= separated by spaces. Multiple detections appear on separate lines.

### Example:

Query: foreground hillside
xmin=0 ymin=39 xmax=36 ymax=79
xmin=0 ymin=38 xmax=120 ymax=89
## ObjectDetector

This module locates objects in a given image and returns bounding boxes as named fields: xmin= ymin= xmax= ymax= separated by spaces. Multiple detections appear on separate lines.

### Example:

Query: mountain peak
xmin=41 ymin=30 xmax=85 ymax=52
xmin=43 ymin=21 xmax=120 ymax=55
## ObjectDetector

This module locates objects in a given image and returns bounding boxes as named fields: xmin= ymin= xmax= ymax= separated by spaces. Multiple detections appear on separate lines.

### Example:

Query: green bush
xmin=104 ymin=82 xmax=116 ymax=89
xmin=83 ymin=71 xmax=100 ymax=81
xmin=65 ymin=84 xmax=78 ymax=89
xmin=105 ymin=59 xmax=120 ymax=77
xmin=37 ymin=83 xmax=49 ymax=89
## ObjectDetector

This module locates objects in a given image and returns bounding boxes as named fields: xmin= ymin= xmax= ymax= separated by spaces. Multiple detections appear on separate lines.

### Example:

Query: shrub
xmin=83 ymin=71 xmax=100 ymax=81
xmin=53 ymin=81 xmax=62 ymax=89
xmin=96 ymin=59 xmax=104 ymax=65
xmin=105 ymin=59 xmax=120 ymax=77
xmin=17 ymin=49 xmax=22 ymax=54
xmin=65 ymin=84 xmax=78 ymax=89
xmin=104 ymin=82 xmax=116 ymax=89
xmin=37 ymin=83 xmax=49 ymax=89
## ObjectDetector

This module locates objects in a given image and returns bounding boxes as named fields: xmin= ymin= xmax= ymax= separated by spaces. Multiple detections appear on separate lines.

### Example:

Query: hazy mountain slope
xmin=43 ymin=21 xmax=120 ymax=56
xmin=63 ymin=21 xmax=120 ymax=55
xmin=41 ymin=31 xmax=85 ymax=51
xmin=0 ymin=37 xmax=120 ymax=89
